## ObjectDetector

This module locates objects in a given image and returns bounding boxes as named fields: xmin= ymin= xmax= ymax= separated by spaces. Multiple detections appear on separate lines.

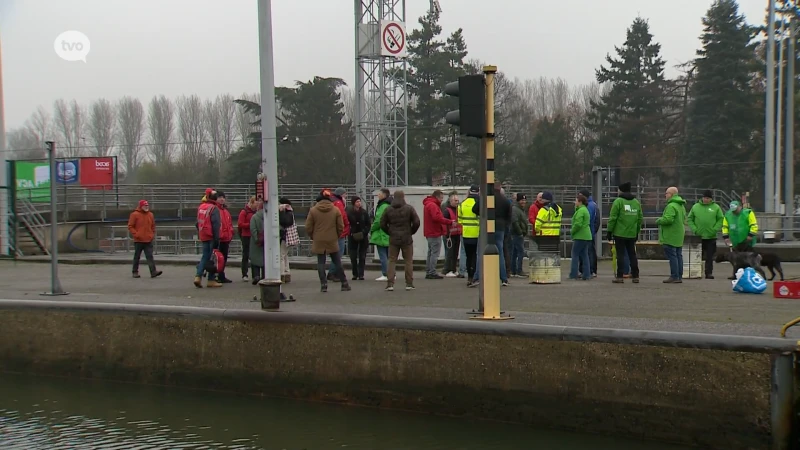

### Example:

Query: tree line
xmin=6 ymin=0 xmax=791 ymax=204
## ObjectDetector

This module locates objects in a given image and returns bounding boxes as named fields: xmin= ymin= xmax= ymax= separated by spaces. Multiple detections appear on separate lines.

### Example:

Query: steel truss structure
xmin=354 ymin=0 xmax=408 ymax=199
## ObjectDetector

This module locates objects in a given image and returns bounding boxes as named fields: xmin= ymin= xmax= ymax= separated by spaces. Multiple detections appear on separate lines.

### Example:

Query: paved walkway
xmin=4 ymin=259 xmax=800 ymax=339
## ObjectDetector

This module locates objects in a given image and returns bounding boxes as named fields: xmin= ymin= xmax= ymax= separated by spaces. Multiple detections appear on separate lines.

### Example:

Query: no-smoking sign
xmin=380 ymin=20 xmax=407 ymax=58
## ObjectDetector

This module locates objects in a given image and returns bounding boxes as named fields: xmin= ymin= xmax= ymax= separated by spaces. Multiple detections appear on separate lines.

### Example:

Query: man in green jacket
xmin=656 ymin=186 xmax=687 ymax=284
xmin=606 ymin=182 xmax=643 ymax=283
xmin=687 ymin=190 xmax=723 ymax=279
xmin=370 ymin=188 xmax=391 ymax=281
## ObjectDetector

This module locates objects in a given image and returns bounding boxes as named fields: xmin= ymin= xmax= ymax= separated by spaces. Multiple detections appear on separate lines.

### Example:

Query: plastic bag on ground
xmin=732 ymin=267 xmax=767 ymax=294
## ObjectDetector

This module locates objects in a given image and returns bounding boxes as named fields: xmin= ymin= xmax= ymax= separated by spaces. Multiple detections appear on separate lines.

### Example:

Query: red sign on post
xmin=255 ymin=179 xmax=268 ymax=201
xmin=79 ymin=157 xmax=114 ymax=190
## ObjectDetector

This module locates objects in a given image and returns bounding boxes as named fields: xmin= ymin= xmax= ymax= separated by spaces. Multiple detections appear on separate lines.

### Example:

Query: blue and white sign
xmin=56 ymin=159 xmax=79 ymax=184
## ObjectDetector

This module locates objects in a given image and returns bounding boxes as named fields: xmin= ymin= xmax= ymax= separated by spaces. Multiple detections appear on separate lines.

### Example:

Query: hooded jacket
xmin=237 ymin=205 xmax=256 ymax=237
xmin=305 ymin=198 xmax=344 ymax=254
xmin=380 ymin=192 xmax=421 ymax=247
xmin=423 ymin=195 xmax=450 ymax=238
xmin=128 ymin=207 xmax=155 ymax=243
xmin=331 ymin=195 xmax=350 ymax=238
xmin=688 ymin=201 xmax=723 ymax=240
xmin=369 ymin=197 xmax=391 ymax=247
xmin=656 ymin=195 xmax=687 ymax=247
xmin=607 ymin=192 xmax=643 ymax=240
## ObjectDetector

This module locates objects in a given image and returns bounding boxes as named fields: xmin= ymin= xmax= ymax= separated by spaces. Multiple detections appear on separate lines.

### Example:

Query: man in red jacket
xmin=326 ymin=187 xmax=351 ymax=282
xmin=237 ymin=196 xmax=256 ymax=281
xmin=528 ymin=192 xmax=545 ymax=236
xmin=216 ymin=192 xmax=234 ymax=284
xmin=423 ymin=189 xmax=453 ymax=279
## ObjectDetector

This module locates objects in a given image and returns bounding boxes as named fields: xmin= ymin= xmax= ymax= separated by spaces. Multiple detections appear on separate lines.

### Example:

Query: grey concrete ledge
xmin=0 ymin=299 xmax=796 ymax=354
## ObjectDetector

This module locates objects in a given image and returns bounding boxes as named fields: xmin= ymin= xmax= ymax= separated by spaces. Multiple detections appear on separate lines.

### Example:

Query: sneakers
xmin=502 ymin=281 xmax=509 ymax=287
xmin=456 ymin=274 xmax=466 ymax=279
xmin=612 ymin=278 xmax=624 ymax=284
xmin=242 ymin=275 xmax=249 ymax=282
xmin=468 ymin=280 xmax=480 ymax=288
xmin=376 ymin=275 xmax=389 ymax=282
xmin=425 ymin=274 xmax=443 ymax=279
xmin=385 ymin=285 xmax=394 ymax=291
xmin=445 ymin=272 xmax=457 ymax=278
xmin=207 ymin=280 xmax=222 ymax=288
xmin=341 ymin=283 xmax=352 ymax=291
xmin=663 ymin=278 xmax=682 ymax=284
xmin=132 ymin=272 xmax=141 ymax=279
xmin=150 ymin=270 xmax=163 ymax=279
xmin=321 ymin=284 xmax=328 ymax=293
xmin=405 ymin=285 xmax=415 ymax=291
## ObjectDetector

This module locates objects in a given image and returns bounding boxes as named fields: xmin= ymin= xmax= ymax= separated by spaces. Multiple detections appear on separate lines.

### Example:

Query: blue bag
xmin=732 ymin=267 xmax=767 ymax=294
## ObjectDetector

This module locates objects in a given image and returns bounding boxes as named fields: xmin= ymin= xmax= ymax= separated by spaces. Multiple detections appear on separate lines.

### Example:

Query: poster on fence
xmin=15 ymin=161 xmax=51 ymax=203
xmin=78 ymin=157 xmax=114 ymax=190
xmin=56 ymin=159 xmax=79 ymax=185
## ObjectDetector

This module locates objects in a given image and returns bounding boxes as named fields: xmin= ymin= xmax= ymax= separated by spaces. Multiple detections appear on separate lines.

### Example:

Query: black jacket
xmin=346 ymin=206 xmax=371 ymax=236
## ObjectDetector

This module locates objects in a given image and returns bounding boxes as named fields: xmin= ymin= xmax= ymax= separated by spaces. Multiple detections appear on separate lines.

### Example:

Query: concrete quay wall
xmin=0 ymin=300 xmax=786 ymax=449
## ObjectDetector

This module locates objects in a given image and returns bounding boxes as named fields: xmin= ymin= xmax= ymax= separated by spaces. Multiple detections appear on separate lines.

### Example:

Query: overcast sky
xmin=0 ymin=0 xmax=769 ymax=129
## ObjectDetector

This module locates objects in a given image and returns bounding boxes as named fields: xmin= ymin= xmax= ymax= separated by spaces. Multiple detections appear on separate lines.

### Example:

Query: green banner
xmin=15 ymin=161 xmax=51 ymax=203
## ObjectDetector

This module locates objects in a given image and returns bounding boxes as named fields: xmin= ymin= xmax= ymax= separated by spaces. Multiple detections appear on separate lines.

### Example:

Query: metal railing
xmin=15 ymin=198 xmax=49 ymax=256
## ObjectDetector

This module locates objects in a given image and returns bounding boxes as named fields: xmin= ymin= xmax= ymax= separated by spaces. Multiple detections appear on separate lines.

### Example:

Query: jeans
xmin=614 ymin=237 xmax=639 ymax=278
xmin=462 ymin=238 xmax=478 ymax=280
xmin=318 ymin=252 xmax=346 ymax=285
xmin=240 ymin=236 xmax=251 ymax=277
xmin=569 ymin=240 xmax=591 ymax=280
xmin=459 ymin=241 xmax=467 ymax=276
xmin=578 ymin=236 xmax=599 ymax=276
xmin=376 ymin=245 xmax=389 ymax=276
xmin=329 ymin=237 xmax=346 ymax=274
xmin=495 ymin=230 xmax=508 ymax=282
xmin=196 ymin=241 xmax=215 ymax=280
xmin=663 ymin=245 xmax=683 ymax=280
xmin=503 ymin=229 xmax=512 ymax=276
xmin=511 ymin=235 xmax=525 ymax=275
xmin=348 ymin=236 xmax=368 ymax=278
xmin=426 ymin=236 xmax=443 ymax=275
xmin=444 ymin=235 xmax=461 ymax=274
xmin=701 ymin=239 xmax=716 ymax=276
xmin=132 ymin=241 xmax=156 ymax=274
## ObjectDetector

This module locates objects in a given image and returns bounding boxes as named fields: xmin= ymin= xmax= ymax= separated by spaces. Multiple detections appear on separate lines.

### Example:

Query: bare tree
xmin=6 ymin=125 xmax=45 ymax=160
xmin=146 ymin=95 xmax=175 ymax=165
xmin=53 ymin=99 xmax=87 ymax=157
xmin=340 ymin=87 xmax=356 ymax=124
xmin=215 ymin=94 xmax=236 ymax=161
xmin=176 ymin=94 xmax=207 ymax=170
xmin=117 ymin=97 xmax=146 ymax=180
xmin=29 ymin=106 xmax=51 ymax=144
xmin=88 ymin=99 xmax=116 ymax=157
xmin=204 ymin=98 xmax=221 ymax=162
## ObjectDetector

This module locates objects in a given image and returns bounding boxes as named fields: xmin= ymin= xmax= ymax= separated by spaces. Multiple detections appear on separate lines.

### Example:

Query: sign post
xmin=41 ymin=141 xmax=68 ymax=297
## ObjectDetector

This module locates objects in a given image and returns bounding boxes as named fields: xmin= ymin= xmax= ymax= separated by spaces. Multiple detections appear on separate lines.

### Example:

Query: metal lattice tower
xmin=354 ymin=0 xmax=408 ymax=199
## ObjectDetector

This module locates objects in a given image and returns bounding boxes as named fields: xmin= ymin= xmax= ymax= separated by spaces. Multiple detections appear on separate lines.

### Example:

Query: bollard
xmin=682 ymin=235 xmax=702 ymax=279
xmin=528 ymin=238 xmax=561 ymax=284
xmin=770 ymin=352 xmax=794 ymax=450
xmin=258 ymin=279 xmax=282 ymax=311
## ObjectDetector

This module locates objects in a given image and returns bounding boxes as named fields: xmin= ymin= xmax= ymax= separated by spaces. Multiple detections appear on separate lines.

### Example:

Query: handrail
xmin=0 ymin=299 xmax=798 ymax=353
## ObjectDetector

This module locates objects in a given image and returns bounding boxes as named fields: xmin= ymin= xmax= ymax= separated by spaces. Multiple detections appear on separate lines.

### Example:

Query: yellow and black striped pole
xmin=473 ymin=65 xmax=512 ymax=321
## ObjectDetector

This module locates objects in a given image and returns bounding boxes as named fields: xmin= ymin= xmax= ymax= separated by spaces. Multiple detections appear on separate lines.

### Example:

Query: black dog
xmin=715 ymin=251 xmax=784 ymax=281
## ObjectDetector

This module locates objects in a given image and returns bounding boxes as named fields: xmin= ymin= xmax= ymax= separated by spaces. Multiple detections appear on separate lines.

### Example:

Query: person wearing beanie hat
xmin=532 ymin=191 xmax=562 ymax=248
xmin=327 ymin=187 xmax=350 ymax=282
xmin=578 ymin=189 xmax=600 ymax=277
xmin=194 ymin=189 xmax=222 ymax=288
xmin=459 ymin=185 xmax=481 ymax=287
xmin=127 ymin=199 xmax=162 ymax=279
xmin=510 ymin=192 xmax=529 ymax=277
xmin=346 ymin=195 xmax=372 ymax=280
xmin=278 ymin=197 xmax=299 ymax=283
xmin=722 ymin=200 xmax=759 ymax=278
xmin=607 ymin=181 xmax=642 ymax=283
xmin=688 ymin=189 xmax=723 ymax=279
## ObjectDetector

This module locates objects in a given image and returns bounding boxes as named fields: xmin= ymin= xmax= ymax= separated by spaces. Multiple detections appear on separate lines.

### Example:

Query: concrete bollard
xmin=258 ymin=279 xmax=282 ymax=311
xmin=528 ymin=251 xmax=561 ymax=284
xmin=683 ymin=236 xmax=702 ymax=279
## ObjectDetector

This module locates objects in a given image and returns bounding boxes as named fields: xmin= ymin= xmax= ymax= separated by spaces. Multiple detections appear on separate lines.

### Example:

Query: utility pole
xmin=766 ymin=0 xmax=777 ymax=212
xmin=0 ymin=33 xmax=8 ymax=257
xmin=256 ymin=0 xmax=282 ymax=308
xmin=786 ymin=13 xmax=796 ymax=239
xmin=41 ymin=141 xmax=67 ymax=296
xmin=777 ymin=16 xmax=786 ymax=213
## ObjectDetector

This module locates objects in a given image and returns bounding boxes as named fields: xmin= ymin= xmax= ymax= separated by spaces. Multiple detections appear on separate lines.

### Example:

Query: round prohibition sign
xmin=382 ymin=22 xmax=405 ymax=55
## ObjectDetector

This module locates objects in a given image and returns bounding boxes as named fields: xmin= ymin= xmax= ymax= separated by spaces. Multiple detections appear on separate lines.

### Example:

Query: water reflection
xmin=0 ymin=373 xmax=689 ymax=449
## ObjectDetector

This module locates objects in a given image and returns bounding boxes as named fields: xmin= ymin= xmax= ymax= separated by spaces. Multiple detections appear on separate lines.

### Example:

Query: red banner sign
xmin=79 ymin=157 xmax=114 ymax=190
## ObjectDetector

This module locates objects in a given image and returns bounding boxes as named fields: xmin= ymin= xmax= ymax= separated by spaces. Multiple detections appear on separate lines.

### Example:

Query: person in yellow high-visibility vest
xmin=458 ymin=185 xmax=480 ymax=287
xmin=533 ymin=191 xmax=563 ymax=252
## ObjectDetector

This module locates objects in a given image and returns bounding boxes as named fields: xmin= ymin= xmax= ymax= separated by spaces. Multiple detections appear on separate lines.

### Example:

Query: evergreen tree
xmin=406 ymin=11 xmax=470 ymax=185
xmin=686 ymin=0 xmax=761 ymax=190
xmin=518 ymin=116 xmax=580 ymax=184
xmin=585 ymin=17 xmax=670 ymax=181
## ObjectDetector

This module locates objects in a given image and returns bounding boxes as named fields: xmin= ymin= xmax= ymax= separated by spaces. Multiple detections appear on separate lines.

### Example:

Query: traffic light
xmin=444 ymin=75 xmax=486 ymax=138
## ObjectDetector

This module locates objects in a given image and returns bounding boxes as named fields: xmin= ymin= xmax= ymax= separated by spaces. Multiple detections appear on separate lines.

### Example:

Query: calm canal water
xmin=0 ymin=373 xmax=690 ymax=449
